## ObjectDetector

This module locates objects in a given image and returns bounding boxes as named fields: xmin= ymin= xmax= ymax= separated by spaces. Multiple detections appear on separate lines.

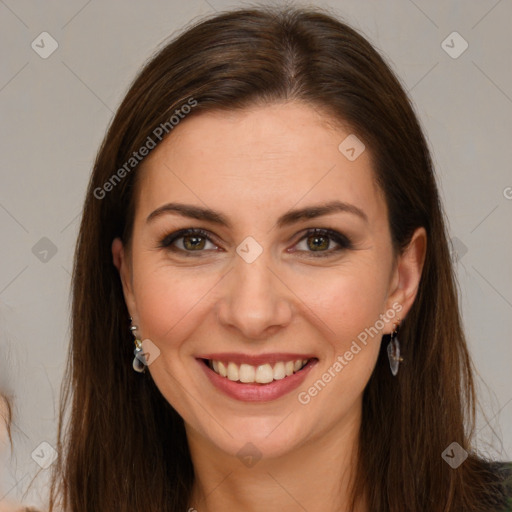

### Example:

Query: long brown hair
xmin=49 ymin=6 xmax=508 ymax=511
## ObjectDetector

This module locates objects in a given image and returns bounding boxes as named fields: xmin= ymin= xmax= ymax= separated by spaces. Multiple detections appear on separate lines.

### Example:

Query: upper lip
xmin=196 ymin=353 xmax=317 ymax=366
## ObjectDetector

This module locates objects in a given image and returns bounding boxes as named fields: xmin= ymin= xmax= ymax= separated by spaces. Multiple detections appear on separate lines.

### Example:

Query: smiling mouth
xmin=202 ymin=358 xmax=315 ymax=384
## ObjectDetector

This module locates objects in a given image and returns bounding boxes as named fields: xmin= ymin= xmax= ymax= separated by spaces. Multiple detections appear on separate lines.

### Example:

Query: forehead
xmin=134 ymin=101 xmax=385 ymax=225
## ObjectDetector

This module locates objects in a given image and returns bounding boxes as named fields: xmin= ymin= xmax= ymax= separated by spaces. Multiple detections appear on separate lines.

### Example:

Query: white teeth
xmin=273 ymin=361 xmax=286 ymax=380
xmin=227 ymin=362 xmax=239 ymax=381
xmin=208 ymin=358 xmax=310 ymax=383
xmin=218 ymin=361 xmax=227 ymax=377
xmin=239 ymin=363 xmax=256 ymax=383
xmin=255 ymin=364 xmax=274 ymax=384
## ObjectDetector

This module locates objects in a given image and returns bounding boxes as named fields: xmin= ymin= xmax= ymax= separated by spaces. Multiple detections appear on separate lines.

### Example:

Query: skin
xmin=112 ymin=101 xmax=426 ymax=512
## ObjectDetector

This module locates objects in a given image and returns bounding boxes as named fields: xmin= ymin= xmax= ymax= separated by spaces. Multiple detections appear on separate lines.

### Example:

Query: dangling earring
xmin=387 ymin=318 xmax=403 ymax=376
xmin=130 ymin=320 xmax=146 ymax=373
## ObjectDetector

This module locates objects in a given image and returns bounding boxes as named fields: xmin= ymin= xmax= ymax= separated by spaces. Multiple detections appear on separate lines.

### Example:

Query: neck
xmin=185 ymin=406 xmax=366 ymax=512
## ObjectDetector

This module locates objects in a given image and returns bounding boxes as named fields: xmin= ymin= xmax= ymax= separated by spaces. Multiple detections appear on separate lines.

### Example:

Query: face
xmin=113 ymin=101 xmax=425 ymax=460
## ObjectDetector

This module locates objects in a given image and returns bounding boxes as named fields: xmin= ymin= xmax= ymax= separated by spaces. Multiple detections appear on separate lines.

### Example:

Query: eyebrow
xmin=146 ymin=200 xmax=368 ymax=228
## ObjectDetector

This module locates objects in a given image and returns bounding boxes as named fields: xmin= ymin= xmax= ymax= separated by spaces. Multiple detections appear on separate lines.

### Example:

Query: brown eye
xmin=159 ymin=228 xmax=219 ymax=254
xmin=306 ymin=233 xmax=330 ymax=251
xmin=293 ymin=228 xmax=352 ymax=257
xmin=182 ymin=233 xmax=207 ymax=250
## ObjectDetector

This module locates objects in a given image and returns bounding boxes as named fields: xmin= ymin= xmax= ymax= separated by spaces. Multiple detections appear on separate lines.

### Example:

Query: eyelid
xmin=158 ymin=228 xmax=223 ymax=256
xmin=159 ymin=228 xmax=217 ymax=248
xmin=290 ymin=228 xmax=353 ymax=256
xmin=158 ymin=227 xmax=353 ymax=255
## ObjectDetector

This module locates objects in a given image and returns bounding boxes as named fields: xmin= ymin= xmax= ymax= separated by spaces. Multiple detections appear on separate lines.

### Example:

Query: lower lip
xmin=197 ymin=358 xmax=317 ymax=402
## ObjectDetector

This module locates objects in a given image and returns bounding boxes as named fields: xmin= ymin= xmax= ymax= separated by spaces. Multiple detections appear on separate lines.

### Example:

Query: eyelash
xmin=158 ymin=228 xmax=353 ymax=258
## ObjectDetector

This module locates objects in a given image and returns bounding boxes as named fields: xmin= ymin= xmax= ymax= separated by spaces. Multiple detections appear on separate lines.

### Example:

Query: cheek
xmin=289 ymin=269 xmax=388 ymax=426
xmin=131 ymin=261 xmax=218 ymax=346
xmin=293 ymin=262 xmax=390 ymax=341
xmin=291 ymin=263 xmax=390 ymax=399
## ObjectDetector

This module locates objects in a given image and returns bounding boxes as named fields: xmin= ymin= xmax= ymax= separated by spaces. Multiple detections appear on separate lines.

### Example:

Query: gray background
xmin=0 ymin=0 xmax=511 ymax=507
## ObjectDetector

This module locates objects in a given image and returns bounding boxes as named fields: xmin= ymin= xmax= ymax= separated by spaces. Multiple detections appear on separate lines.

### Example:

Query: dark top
xmin=494 ymin=461 xmax=512 ymax=511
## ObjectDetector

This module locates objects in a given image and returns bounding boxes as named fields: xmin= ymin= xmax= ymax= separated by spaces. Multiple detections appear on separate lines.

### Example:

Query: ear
xmin=384 ymin=227 xmax=427 ymax=332
xmin=112 ymin=237 xmax=137 ymax=319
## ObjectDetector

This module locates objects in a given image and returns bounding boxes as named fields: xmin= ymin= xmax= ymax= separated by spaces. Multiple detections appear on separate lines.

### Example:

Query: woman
xmin=48 ymin=6 xmax=511 ymax=511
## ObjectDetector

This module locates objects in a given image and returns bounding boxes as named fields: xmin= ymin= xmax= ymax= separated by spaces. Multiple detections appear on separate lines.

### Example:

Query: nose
xmin=215 ymin=251 xmax=293 ymax=340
